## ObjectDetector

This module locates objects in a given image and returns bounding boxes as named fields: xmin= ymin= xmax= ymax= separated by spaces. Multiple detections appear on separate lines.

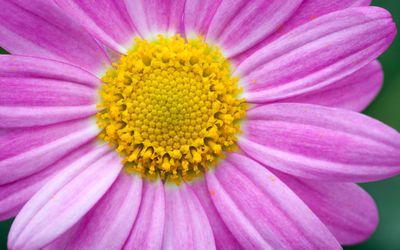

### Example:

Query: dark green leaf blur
xmin=0 ymin=0 xmax=399 ymax=249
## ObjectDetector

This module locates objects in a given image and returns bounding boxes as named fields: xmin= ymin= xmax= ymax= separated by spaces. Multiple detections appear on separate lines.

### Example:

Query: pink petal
xmin=183 ymin=0 xmax=222 ymax=37
xmin=0 ymin=76 xmax=94 ymax=106
xmin=8 ymin=146 xmax=122 ymax=250
xmin=191 ymin=180 xmax=242 ymax=250
xmin=163 ymin=184 xmax=216 ymax=249
xmin=53 ymin=0 xmax=137 ymax=54
xmin=206 ymin=153 xmax=340 ymax=248
xmin=0 ymin=55 xmax=99 ymax=128
xmin=65 ymin=173 xmax=142 ymax=249
xmin=0 ymin=119 xmax=100 ymax=185
xmin=42 ymin=223 xmax=82 ymax=250
xmin=273 ymin=171 xmax=378 ymax=245
xmin=280 ymin=60 xmax=383 ymax=111
xmin=8 ymin=145 xmax=110 ymax=243
xmin=0 ymin=55 xmax=100 ymax=87
xmin=0 ymin=106 xmax=97 ymax=129
xmin=124 ymin=0 xmax=185 ymax=38
xmin=236 ymin=7 xmax=396 ymax=103
xmin=0 ymin=0 xmax=110 ymax=75
xmin=239 ymin=103 xmax=400 ymax=182
xmin=124 ymin=180 xmax=165 ymax=250
xmin=205 ymin=0 xmax=303 ymax=58
xmin=234 ymin=0 xmax=371 ymax=64
xmin=0 ymin=143 xmax=97 ymax=220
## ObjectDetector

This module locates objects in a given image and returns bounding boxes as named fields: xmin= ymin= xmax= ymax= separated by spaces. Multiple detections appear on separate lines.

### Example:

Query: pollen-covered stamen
xmin=97 ymin=35 xmax=247 ymax=183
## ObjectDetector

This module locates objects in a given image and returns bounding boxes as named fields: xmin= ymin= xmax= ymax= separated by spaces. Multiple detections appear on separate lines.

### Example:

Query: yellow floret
xmin=97 ymin=35 xmax=247 ymax=184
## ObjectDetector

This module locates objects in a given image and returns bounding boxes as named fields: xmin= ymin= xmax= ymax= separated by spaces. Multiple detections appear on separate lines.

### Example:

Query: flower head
xmin=0 ymin=0 xmax=399 ymax=249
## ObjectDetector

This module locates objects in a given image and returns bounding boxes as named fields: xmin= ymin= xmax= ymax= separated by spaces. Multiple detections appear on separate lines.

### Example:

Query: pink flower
xmin=0 ymin=0 xmax=399 ymax=249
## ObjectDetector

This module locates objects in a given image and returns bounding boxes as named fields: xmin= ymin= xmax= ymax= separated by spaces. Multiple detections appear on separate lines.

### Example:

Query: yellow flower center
xmin=97 ymin=35 xmax=247 ymax=183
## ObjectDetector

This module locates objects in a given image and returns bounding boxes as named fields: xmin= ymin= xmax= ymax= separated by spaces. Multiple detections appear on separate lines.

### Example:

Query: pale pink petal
xmin=236 ymin=7 xmax=396 ymax=103
xmin=239 ymin=103 xmax=400 ymax=182
xmin=234 ymin=0 xmax=371 ymax=64
xmin=64 ymin=173 xmax=142 ymax=249
xmin=205 ymin=0 xmax=303 ymax=58
xmin=0 ymin=143 xmax=97 ymax=220
xmin=124 ymin=180 xmax=165 ymax=250
xmin=103 ymin=45 xmax=125 ymax=64
xmin=43 ymin=223 xmax=81 ymax=250
xmin=280 ymin=60 xmax=383 ymax=111
xmin=0 ymin=55 xmax=99 ymax=128
xmin=191 ymin=180 xmax=242 ymax=250
xmin=0 ymin=119 xmax=100 ymax=185
xmin=0 ymin=0 xmax=110 ymax=75
xmin=183 ymin=0 xmax=222 ymax=37
xmin=8 ymin=145 xmax=110 ymax=245
xmin=53 ymin=0 xmax=137 ymax=54
xmin=273 ymin=171 xmax=378 ymax=245
xmin=206 ymin=153 xmax=340 ymax=248
xmin=0 ymin=76 xmax=94 ymax=106
xmin=8 ymin=146 xmax=123 ymax=250
xmin=0 ymin=55 xmax=100 ymax=87
xmin=163 ymin=184 xmax=216 ymax=249
xmin=124 ymin=0 xmax=185 ymax=38
xmin=0 ymin=106 xmax=98 ymax=129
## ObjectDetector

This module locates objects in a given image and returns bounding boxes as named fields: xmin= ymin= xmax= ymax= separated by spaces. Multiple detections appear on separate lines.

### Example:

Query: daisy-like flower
xmin=0 ymin=0 xmax=399 ymax=249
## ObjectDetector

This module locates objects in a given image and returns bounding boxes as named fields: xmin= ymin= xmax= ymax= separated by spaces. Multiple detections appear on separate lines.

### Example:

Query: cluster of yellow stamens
xmin=97 ymin=35 xmax=246 ymax=183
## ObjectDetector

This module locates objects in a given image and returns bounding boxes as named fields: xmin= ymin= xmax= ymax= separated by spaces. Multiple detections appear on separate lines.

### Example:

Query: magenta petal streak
xmin=191 ymin=180 xmax=242 ymax=250
xmin=233 ymin=0 xmax=372 ymax=64
xmin=205 ymin=153 xmax=340 ymax=249
xmin=0 ymin=55 xmax=100 ymax=128
xmin=124 ymin=180 xmax=165 ymax=250
xmin=273 ymin=171 xmax=378 ymax=245
xmin=0 ymin=56 xmax=100 ymax=87
xmin=183 ymin=0 xmax=222 ymax=37
xmin=64 ymin=173 xmax=143 ymax=249
xmin=206 ymin=0 xmax=303 ymax=58
xmin=0 ymin=143 xmax=97 ymax=220
xmin=163 ymin=184 xmax=216 ymax=250
xmin=8 ymin=146 xmax=123 ymax=250
xmin=0 ymin=119 xmax=100 ymax=185
xmin=0 ymin=0 xmax=110 ymax=75
xmin=280 ymin=60 xmax=383 ymax=112
xmin=239 ymin=103 xmax=400 ymax=182
xmin=236 ymin=7 xmax=396 ymax=103
xmin=54 ymin=0 xmax=137 ymax=54
xmin=124 ymin=0 xmax=185 ymax=38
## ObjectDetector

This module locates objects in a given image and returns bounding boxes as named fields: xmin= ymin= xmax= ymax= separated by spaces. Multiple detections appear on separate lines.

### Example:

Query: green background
xmin=0 ymin=0 xmax=399 ymax=249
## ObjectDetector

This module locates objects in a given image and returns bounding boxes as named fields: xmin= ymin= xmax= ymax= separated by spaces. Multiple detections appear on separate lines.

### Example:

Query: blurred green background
xmin=0 ymin=0 xmax=399 ymax=249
